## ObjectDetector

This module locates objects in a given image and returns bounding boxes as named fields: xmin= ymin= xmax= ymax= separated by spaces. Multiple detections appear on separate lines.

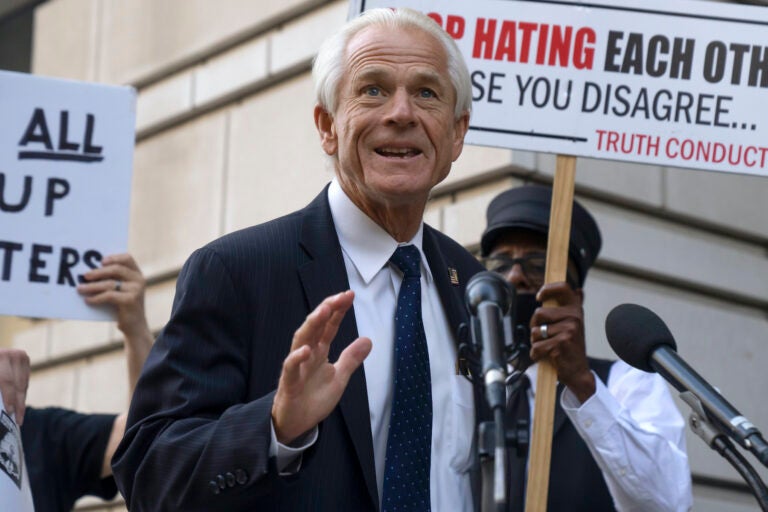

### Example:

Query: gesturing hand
xmin=272 ymin=290 xmax=372 ymax=444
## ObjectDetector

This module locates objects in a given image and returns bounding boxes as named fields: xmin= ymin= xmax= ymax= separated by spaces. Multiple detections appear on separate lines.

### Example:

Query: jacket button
xmin=235 ymin=468 xmax=248 ymax=485
xmin=226 ymin=472 xmax=236 ymax=488
xmin=217 ymin=475 xmax=226 ymax=489
xmin=209 ymin=481 xmax=220 ymax=495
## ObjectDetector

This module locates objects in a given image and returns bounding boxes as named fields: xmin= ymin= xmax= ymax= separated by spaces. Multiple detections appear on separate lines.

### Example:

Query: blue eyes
xmin=362 ymin=86 xmax=436 ymax=99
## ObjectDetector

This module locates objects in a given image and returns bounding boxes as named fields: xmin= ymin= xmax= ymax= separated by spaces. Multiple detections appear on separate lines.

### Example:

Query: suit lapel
xmin=422 ymin=227 xmax=469 ymax=347
xmin=297 ymin=187 xmax=379 ymax=510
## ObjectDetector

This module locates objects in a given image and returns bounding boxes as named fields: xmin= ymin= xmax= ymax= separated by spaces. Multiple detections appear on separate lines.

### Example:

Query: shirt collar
xmin=328 ymin=179 xmax=433 ymax=285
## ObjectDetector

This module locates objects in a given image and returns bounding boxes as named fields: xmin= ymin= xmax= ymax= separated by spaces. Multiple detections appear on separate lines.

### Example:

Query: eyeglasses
xmin=481 ymin=252 xmax=579 ymax=288
xmin=481 ymin=253 xmax=547 ymax=283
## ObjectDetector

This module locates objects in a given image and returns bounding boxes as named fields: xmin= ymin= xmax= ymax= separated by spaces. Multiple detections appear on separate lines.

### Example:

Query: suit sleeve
xmin=112 ymin=247 xmax=279 ymax=512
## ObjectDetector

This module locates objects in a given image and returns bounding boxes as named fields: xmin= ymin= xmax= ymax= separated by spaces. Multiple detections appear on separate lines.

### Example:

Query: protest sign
xmin=0 ymin=70 xmax=136 ymax=321
xmin=0 ymin=389 xmax=34 ymax=512
xmin=352 ymin=0 xmax=768 ymax=177
xmin=350 ymin=2 xmax=768 ymax=509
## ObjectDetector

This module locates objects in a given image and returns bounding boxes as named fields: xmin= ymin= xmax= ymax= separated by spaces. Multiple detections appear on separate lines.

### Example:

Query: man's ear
xmin=451 ymin=110 xmax=470 ymax=162
xmin=314 ymin=104 xmax=337 ymax=156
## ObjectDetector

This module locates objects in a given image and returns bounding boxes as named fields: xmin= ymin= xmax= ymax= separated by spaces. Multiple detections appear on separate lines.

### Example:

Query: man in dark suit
xmin=113 ymin=8 xmax=483 ymax=511
xmin=481 ymin=185 xmax=692 ymax=511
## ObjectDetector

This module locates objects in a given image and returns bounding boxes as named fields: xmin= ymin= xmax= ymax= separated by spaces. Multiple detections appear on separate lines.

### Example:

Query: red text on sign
xmin=595 ymin=129 xmax=768 ymax=169
xmin=472 ymin=19 xmax=595 ymax=70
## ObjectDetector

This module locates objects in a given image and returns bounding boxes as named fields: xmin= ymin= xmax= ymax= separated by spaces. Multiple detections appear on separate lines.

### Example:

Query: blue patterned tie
xmin=382 ymin=245 xmax=432 ymax=512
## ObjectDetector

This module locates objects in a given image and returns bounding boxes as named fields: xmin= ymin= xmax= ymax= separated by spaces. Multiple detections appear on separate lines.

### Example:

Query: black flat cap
xmin=481 ymin=185 xmax=602 ymax=287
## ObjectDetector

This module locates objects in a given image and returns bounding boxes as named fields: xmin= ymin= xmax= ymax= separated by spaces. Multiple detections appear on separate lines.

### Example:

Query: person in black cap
xmin=481 ymin=184 xmax=692 ymax=512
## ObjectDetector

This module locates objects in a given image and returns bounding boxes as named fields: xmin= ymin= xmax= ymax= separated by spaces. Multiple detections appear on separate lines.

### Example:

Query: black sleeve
xmin=111 ymin=247 xmax=276 ymax=512
xmin=22 ymin=406 xmax=118 ymax=512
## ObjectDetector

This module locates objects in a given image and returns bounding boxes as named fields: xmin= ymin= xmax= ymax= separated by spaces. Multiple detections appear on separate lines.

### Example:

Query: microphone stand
xmin=478 ymin=370 xmax=529 ymax=512
xmin=463 ymin=273 xmax=530 ymax=512
xmin=681 ymin=391 xmax=768 ymax=511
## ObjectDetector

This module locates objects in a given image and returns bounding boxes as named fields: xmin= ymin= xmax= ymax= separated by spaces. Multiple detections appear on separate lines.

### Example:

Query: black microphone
xmin=465 ymin=271 xmax=515 ymax=410
xmin=606 ymin=303 xmax=768 ymax=467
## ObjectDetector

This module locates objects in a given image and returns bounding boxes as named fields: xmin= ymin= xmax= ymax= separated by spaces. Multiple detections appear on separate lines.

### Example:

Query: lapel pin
xmin=448 ymin=267 xmax=459 ymax=285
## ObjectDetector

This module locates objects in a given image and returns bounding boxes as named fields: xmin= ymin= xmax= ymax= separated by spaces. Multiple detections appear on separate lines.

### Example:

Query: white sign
xmin=0 ymin=70 xmax=136 ymax=321
xmin=352 ymin=0 xmax=768 ymax=177
xmin=0 ymin=390 xmax=34 ymax=512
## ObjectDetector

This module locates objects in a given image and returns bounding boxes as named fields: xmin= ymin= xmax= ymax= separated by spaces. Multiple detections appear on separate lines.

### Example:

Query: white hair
xmin=312 ymin=8 xmax=472 ymax=120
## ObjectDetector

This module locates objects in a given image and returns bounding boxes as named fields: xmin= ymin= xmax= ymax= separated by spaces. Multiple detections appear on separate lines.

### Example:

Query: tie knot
xmin=390 ymin=245 xmax=421 ymax=279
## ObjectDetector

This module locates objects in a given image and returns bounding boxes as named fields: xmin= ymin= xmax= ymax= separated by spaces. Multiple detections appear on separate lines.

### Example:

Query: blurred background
xmin=1 ymin=0 xmax=766 ymax=510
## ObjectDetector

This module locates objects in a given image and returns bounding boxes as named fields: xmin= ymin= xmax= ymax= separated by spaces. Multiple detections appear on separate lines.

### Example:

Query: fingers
xmin=0 ymin=349 xmax=30 ymax=426
xmin=272 ymin=294 xmax=367 ymax=444
xmin=79 ymin=254 xmax=145 ymax=291
xmin=291 ymin=291 xmax=354 ymax=352
xmin=102 ymin=253 xmax=140 ymax=271
xmin=279 ymin=345 xmax=312 ymax=391
xmin=77 ymin=279 xmax=136 ymax=300
xmin=281 ymin=291 xmax=354 ymax=391
xmin=334 ymin=337 xmax=373 ymax=386
xmin=529 ymin=297 xmax=585 ymax=364
xmin=81 ymin=261 xmax=141 ymax=285
xmin=78 ymin=254 xmax=147 ymax=311
xmin=536 ymin=281 xmax=578 ymax=306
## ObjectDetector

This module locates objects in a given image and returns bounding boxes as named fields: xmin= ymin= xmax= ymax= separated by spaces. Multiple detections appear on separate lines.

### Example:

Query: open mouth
xmin=375 ymin=147 xmax=422 ymax=158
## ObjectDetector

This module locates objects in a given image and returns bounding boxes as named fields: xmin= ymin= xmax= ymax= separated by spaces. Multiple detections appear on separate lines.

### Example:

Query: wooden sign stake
xmin=524 ymin=154 xmax=577 ymax=512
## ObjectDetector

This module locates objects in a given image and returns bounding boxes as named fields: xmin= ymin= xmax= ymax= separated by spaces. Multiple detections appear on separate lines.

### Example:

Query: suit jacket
xmin=112 ymin=186 xmax=484 ymax=511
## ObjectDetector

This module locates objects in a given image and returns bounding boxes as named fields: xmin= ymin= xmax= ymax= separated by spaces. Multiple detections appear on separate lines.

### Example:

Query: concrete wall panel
xmin=99 ymin=0 xmax=324 ymax=84
xmin=226 ymin=74 xmax=329 ymax=232
xmin=665 ymin=166 xmax=768 ymax=238
xmin=129 ymin=111 xmax=228 ymax=277
xmin=32 ymin=0 xmax=99 ymax=80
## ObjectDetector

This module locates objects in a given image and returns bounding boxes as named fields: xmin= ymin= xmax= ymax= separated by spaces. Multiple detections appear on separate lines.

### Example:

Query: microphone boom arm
xmin=682 ymin=391 xmax=768 ymax=512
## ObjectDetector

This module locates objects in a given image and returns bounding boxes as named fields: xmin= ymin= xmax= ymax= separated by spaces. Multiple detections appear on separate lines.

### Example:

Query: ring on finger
xmin=114 ymin=280 xmax=122 ymax=292
xmin=540 ymin=323 xmax=549 ymax=340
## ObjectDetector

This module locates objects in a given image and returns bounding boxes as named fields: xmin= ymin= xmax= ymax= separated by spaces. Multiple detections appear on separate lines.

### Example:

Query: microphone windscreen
xmin=605 ymin=303 xmax=677 ymax=372
xmin=465 ymin=271 xmax=515 ymax=315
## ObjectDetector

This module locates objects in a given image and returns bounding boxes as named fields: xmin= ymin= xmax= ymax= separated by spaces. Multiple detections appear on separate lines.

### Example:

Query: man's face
xmin=487 ymin=231 xmax=549 ymax=295
xmin=315 ymin=25 xmax=469 ymax=210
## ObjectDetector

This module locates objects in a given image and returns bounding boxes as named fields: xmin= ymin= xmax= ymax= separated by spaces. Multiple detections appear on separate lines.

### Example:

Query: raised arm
xmin=111 ymin=247 xmax=370 ymax=511
xmin=77 ymin=253 xmax=154 ymax=477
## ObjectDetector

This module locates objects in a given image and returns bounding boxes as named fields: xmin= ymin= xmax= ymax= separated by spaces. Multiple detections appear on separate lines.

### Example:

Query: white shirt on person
xmin=328 ymin=179 xmax=475 ymax=511
xmin=522 ymin=360 xmax=693 ymax=511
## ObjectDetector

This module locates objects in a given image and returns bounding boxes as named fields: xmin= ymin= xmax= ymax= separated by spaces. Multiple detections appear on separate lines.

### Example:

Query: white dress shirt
xmin=328 ymin=179 xmax=475 ymax=511
xmin=522 ymin=361 xmax=693 ymax=512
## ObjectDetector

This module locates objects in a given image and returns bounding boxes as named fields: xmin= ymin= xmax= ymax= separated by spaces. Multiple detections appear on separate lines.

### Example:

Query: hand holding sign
xmin=0 ymin=70 xmax=135 ymax=322
xmin=77 ymin=253 xmax=151 ymax=339
xmin=77 ymin=253 xmax=153 ymax=393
